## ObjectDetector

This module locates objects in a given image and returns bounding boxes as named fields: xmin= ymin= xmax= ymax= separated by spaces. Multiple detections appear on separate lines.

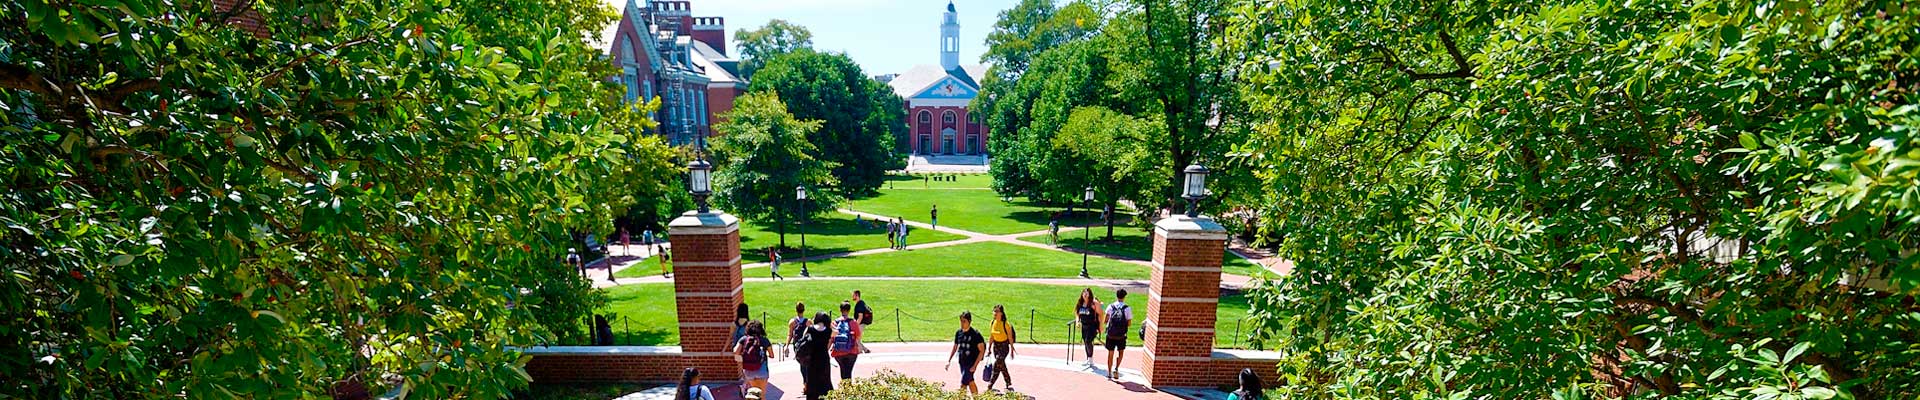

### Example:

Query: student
xmin=1103 ymin=288 xmax=1134 ymax=380
xmin=733 ymin=321 xmax=772 ymax=396
xmin=796 ymin=312 xmax=835 ymax=400
xmin=674 ymin=367 xmax=714 ymax=400
xmin=946 ymin=311 xmax=986 ymax=396
xmin=728 ymin=304 xmax=750 ymax=353
xmin=769 ymin=248 xmax=784 ymax=280
xmin=566 ymin=248 xmax=583 ymax=276
xmin=658 ymin=245 xmax=672 ymax=278
xmin=985 ymin=305 xmax=1017 ymax=391
xmin=896 ymin=218 xmax=910 ymax=249
xmin=851 ymin=290 xmax=873 ymax=354
xmin=1048 ymin=212 xmax=1062 ymax=245
xmin=643 ymin=229 xmax=654 ymax=247
xmin=930 ymin=204 xmax=939 ymax=231
xmin=787 ymin=302 xmax=809 ymax=354
xmin=830 ymin=302 xmax=863 ymax=380
xmin=885 ymin=220 xmax=898 ymax=249
xmin=1228 ymin=368 xmax=1265 ymax=400
xmin=1073 ymin=288 xmax=1104 ymax=366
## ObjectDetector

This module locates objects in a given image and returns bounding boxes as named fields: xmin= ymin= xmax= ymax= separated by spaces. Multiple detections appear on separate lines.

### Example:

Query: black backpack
xmin=1105 ymin=304 xmax=1130 ymax=340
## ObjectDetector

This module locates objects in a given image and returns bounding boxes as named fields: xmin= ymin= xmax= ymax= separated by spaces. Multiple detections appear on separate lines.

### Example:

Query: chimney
xmin=691 ymin=16 xmax=726 ymax=56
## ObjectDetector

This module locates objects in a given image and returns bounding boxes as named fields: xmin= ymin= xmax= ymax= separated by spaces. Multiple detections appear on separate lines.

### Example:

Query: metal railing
xmin=566 ymin=308 xmax=1267 ymax=351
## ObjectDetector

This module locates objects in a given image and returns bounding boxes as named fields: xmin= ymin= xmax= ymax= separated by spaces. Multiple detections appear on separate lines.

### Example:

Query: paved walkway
xmin=614 ymin=342 xmax=1228 ymax=400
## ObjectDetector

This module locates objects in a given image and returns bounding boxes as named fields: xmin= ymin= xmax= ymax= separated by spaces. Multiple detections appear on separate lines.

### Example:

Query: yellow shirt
xmin=990 ymin=319 xmax=1010 ymax=343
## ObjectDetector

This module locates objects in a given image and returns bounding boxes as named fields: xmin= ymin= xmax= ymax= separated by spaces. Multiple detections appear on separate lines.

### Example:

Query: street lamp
xmin=1080 ymin=186 xmax=1093 ymax=278
xmin=796 ymin=185 xmax=810 ymax=278
xmin=1182 ymin=164 xmax=1210 ymax=217
xmin=688 ymin=158 xmax=712 ymax=213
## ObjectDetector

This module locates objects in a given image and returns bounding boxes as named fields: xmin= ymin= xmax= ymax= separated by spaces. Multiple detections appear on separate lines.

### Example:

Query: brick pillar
xmin=668 ymin=210 xmax=743 ymax=381
xmin=1143 ymin=214 xmax=1229 ymax=387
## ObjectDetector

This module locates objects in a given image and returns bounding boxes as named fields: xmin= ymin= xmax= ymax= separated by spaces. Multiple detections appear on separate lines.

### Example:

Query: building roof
xmin=690 ymin=41 xmax=740 ymax=84
xmin=888 ymin=64 xmax=988 ymax=99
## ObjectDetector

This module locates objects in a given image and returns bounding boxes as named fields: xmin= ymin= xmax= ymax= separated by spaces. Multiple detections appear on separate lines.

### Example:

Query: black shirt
xmin=954 ymin=328 xmax=984 ymax=361
xmin=853 ymin=300 xmax=872 ymax=322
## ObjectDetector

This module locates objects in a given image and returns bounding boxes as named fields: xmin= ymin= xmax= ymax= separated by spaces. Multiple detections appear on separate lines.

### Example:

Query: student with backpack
xmin=787 ymin=302 xmax=809 ymax=356
xmin=851 ymin=290 xmax=873 ymax=354
xmin=768 ymin=248 xmax=784 ymax=280
xmin=984 ymin=305 xmax=1017 ymax=391
xmin=830 ymin=302 xmax=863 ymax=380
xmin=734 ymin=321 xmax=772 ymax=395
xmin=1103 ymin=289 xmax=1134 ymax=380
xmin=795 ymin=312 xmax=835 ymax=400
xmin=728 ymin=304 xmax=750 ymax=353
xmin=674 ymin=367 xmax=715 ymax=400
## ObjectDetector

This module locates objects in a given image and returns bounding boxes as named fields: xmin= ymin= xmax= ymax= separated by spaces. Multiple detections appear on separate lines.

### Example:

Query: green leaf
xmin=108 ymin=254 xmax=133 ymax=266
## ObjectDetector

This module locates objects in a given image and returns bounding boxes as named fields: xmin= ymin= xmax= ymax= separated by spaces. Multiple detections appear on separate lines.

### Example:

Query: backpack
xmin=740 ymin=336 xmax=767 ymax=371
xmin=831 ymin=318 xmax=855 ymax=355
xmin=1105 ymin=304 xmax=1130 ymax=340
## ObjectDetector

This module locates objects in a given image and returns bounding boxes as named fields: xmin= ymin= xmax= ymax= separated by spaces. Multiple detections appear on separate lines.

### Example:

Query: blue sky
xmin=602 ymin=0 xmax=1021 ymax=75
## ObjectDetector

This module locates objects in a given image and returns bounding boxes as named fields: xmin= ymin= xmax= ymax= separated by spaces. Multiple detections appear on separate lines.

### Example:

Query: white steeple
xmin=940 ymin=1 xmax=960 ymax=70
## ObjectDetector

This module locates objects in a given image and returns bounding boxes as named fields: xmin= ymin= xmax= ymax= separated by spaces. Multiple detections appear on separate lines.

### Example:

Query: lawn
xmin=1020 ymin=227 xmax=1273 ymax=278
xmin=598 ymin=279 xmax=1257 ymax=348
xmin=787 ymin=241 xmax=1149 ymax=279
xmin=849 ymin=175 xmax=1100 ymax=235
xmin=737 ymin=212 xmax=965 ymax=263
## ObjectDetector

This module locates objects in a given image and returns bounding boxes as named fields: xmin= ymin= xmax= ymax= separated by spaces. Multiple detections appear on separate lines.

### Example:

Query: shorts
xmin=1104 ymin=336 xmax=1127 ymax=351
xmin=959 ymin=358 xmax=978 ymax=385
xmin=742 ymin=363 xmax=770 ymax=380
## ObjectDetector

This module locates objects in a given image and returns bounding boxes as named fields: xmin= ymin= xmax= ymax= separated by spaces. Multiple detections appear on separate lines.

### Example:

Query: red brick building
xmin=886 ymin=2 xmax=989 ymax=156
xmin=606 ymin=0 xmax=745 ymax=146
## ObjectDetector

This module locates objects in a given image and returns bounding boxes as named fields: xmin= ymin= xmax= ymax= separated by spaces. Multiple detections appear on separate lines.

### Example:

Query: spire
xmin=940 ymin=1 xmax=960 ymax=70
xmin=948 ymin=1 xmax=955 ymax=13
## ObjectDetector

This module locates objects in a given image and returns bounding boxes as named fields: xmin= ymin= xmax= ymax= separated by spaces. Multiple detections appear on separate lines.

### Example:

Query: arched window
xmin=943 ymin=111 xmax=957 ymax=127
xmin=918 ymin=111 xmax=932 ymax=133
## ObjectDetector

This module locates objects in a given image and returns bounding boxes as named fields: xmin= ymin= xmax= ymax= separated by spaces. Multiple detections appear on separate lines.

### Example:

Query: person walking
xmin=1049 ymin=212 xmax=1062 ymax=245
xmin=930 ymin=204 xmax=939 ymax=231
xmin=830 ymin=302 xmax=863 ymax=380
xmin=787 ymin=302 xmax=809 ymax=357
xmin=674 ymin=367 xmax=715 ymax=400
xmin=1073 ymin=288 xmax=1104 ymax=366
xmin=896 ymin=218 xmax=910 ymax=249
xmin=885 ymin=219 xmax=898 ymax=249
xmin=733 ymin=321 xmax=772 ymax=396
xmin=643 ymin=228 xmax=655 ymax=247
xmin=1228 ymin=368 xmax=1266 ymax=400
xmin=851 ymin=290 xmax=873 ymax=354
xmin=984 ymin=305 xmax=1018 ymax=391
xmin=946 ymin=311 xmax=986 ymax=396
xmin=796 ymin=312 xmax=835 ymax=400
xmin=728 ymin=304 xmax=751 ymax=353
xmin=566 ymin=248 xmax=583 ymax=277
xmin=768 ymin=247 xmax=785 ymax=280
xmin=1103 ymin=289 xmax=1134 ymax=380
xmin=657 ymin=245 xmax=672 ymax=278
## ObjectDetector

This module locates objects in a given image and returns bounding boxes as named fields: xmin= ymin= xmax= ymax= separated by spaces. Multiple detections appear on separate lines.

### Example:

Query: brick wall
xmin=1144 ymin=215 xmax=1250 ymax=388
xmin=524 ymin=350 xmax=683 ymax=383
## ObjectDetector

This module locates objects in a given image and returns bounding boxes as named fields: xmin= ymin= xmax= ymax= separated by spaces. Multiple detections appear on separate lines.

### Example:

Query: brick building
xmin=887 ymin=1 xmax=990 ymax=156
xmin=606 ymin=0 xmax=745 ymax=146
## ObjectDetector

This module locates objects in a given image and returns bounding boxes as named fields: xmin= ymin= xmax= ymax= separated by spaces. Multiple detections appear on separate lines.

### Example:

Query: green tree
xmin=749 ymin=49 xmax=906 ymax=195
xmin=0 ymin=0 xmax=678 ymax=397
xmin=977 ymin=1 xmax=1107 ymax=197
xmin=983 ymin=39 xmax=1111 ymax=201
xmin=734 ymin=19 xmax=814 ymax=81
xmin=1054 ymin=106 xmax=1169 ymax=240
xmin=1225 ymin=0 xmax=1919 ymax=398
xmin=1106 ymin=0 xmax=1246 ymax=213
xmin=711 ymin=92 xmax=842 ymax=248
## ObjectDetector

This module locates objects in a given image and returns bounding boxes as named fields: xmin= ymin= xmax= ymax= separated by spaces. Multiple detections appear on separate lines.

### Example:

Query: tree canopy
xmin=711 ymin=92 xmax=842 ymax=248
xmin=1225 ymin=0 xmax=1919 ymax=397
xmin=748 ymin=49 xmax=906 ymax=195
xmin=734 ymin=19 xmax=814 ymax=81
xmin=0 ymin=0 xmax=677 ymax=397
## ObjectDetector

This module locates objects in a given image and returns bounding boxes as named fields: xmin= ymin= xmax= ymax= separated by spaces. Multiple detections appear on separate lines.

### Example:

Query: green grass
xmin=599 ymin=279 xmax=1256 ymax=348
xmin=883 ymin=173 xmax=995 ymax=189
xmin=738 ymin=212 xmax=965 ymax=263
xmin=850 ymin=175 xmax=1099 ymax=235
xmin=793 ymin=241 xmax=1149 ymax=279
xmin=1020 ymin=227 xmax=1273 ymax=278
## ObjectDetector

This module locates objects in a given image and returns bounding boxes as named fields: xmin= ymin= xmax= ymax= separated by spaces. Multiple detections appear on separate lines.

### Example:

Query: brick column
xmin=668 ymin=210 xmax=743 ymax=381
xmin=1143 ymin=214 xmax=1229 ymax=387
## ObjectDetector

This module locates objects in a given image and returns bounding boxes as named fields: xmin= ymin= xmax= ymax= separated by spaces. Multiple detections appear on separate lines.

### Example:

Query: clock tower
xmin=940 ymin=1 xmax=960 ymax=71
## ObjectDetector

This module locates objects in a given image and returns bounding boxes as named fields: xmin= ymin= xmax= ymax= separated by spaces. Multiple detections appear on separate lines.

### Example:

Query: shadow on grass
xmin=604 ymin=324 xmax=676 ymax=347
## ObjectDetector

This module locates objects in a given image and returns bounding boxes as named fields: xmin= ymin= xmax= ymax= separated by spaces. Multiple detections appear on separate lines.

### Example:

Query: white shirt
xmin=1105 ymin=302 xmax=1132 ymax=321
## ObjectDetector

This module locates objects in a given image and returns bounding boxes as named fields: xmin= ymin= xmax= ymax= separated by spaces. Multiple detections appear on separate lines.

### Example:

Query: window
xmin=943 ymin=111 xmax=957 ymax=127
xmin=918 ymin=111 xmax=932 ymax=133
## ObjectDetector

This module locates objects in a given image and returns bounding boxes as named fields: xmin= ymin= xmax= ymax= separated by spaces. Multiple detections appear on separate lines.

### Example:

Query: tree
xmin=977 ymin=1 xmax=1108 ymax=198
xmin=1053 ymin=106 xmax=1168 ymax=240
xmin=1225 ymin=0 xmax=1920 ymax=398
xmin=1107 ymin=0 xmax=1245 ymax=214
xmin=748 ymin=50 xmax=906 ymax=195
xmin=982 ymin=39 xmax=1111 ymax=201
xmin=734 ymin=19 xmax=813 ymax=81
xmin=0 ymin=0 xmax=676 ymax=397
xmin=710 ymin=92 xmax=841 ymax=248
xmin=981 ymin=0 xmax=1104 ymax=80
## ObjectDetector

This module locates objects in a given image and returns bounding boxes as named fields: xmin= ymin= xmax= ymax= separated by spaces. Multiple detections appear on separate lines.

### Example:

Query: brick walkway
xmin=650 ymin=342 xmax=1208 ymax=400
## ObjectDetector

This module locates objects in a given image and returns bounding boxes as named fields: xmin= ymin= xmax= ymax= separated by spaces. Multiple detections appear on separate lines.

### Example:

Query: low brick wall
xmin=1209 ymin=349 xmax=1284 ymax=389
xmin=521 ymin=346 xmax=725 ymax=384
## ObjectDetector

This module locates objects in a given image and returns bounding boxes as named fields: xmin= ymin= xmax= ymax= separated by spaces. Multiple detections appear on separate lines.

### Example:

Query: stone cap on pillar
xmin=1154 ymin=214 xmax=1229 ymax=240
xmin=668 ymin=210 xmax=739 ymax=235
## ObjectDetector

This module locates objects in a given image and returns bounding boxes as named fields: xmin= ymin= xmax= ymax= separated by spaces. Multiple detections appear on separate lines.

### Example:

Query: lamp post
xmin=688 ymin=158 xmax=712 ymax=213
xmin=1080 ymin=186 xmax=1094 ymax=278
xmin=796 ymin=185 xmax=810 ymax=278
xmin=1182 ymin=164 xmax=1210 ymax=217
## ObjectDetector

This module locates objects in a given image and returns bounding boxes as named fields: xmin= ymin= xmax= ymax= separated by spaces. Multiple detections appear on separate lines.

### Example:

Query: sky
xmin=600 ymin=0 xmax=1022 ymax=75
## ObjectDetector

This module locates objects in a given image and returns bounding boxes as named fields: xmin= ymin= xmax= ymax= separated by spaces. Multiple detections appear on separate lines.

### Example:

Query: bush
xmin=828 ymin=370 xmax=1025 ymax=400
